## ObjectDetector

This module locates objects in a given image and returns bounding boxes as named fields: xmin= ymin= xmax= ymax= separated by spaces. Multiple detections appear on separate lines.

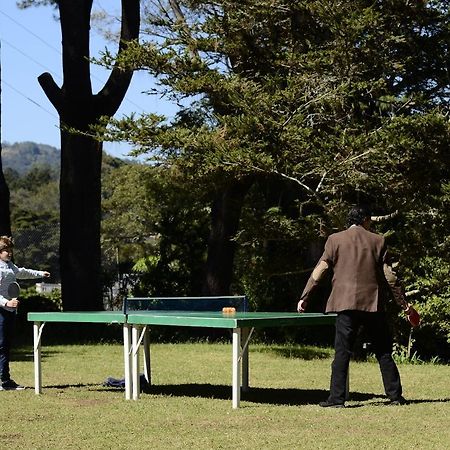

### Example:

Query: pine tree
xmin=99 ymin=0 xmax=450 ymax=295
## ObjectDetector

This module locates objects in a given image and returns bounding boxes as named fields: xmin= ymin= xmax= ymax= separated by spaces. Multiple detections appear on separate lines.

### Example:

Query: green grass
xmin=3 ymin=342 xmax=450 ymax=449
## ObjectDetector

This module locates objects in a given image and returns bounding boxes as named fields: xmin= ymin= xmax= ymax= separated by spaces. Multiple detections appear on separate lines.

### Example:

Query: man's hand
xmin=405 ymin=306 xmax=420 ymax=327
xmin=297 ymin=260 xmax=328 ymax=314
xmin=297 ymin=299 xmax=308 ymax=313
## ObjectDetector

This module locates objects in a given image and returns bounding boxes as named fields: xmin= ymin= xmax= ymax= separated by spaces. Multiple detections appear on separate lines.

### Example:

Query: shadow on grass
xmin=142 ymin=385 xmax=450 ymax=407
xmin=345 ymin=397 xmax=450 ymax=408
xmin=30 ymin=383 xmax=100 ymax=390
xmin=139 ymin=383 xmax=376 ymax=406
xmin=11 ymin=348 xmax=62 ymax=362
xmin=405 ymin=398 xmax=450 ymax=404
xmin=29 ymin=383 xmax=450 ymax=407
xmin=255 ymin=345 xmax=332 ymax=360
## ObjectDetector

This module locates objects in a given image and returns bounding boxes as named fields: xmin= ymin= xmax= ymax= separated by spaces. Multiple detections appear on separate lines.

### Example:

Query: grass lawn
xmin=2 ymin=342 xmax=449 ymax=449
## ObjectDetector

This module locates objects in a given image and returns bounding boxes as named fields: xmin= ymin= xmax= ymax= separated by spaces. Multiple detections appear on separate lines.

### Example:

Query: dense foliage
xmin=4 ymin=1 xmax=449 ymax=358
xmin=93 ymin=0 xmax=450 ymax=357
xmin=2 ymin=144 xmax=130 ymax=287
xmin=101 ymin=163 xmax=210 ymax=308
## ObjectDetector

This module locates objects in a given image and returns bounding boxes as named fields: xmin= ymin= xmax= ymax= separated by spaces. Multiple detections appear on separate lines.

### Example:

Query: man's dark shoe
xmin=0 ymin=380 xmax=25 ymax=391
xmin=319 ymin=400 xmax=345 ymax=408
xmin=389 ymin=396 xmax=408 ymax=405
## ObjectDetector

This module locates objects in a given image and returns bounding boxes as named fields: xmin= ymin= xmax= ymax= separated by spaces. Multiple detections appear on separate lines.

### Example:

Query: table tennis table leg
xmin=132 ymin=325 xmax=141 ymax=400
xmin=241 ymin=327 xmax=250 ymax=392
xmin=123 ymin=323 xmax=132 ymax=400
xmin=143 ymin=328 xmax=151 ymax=385
xmin=33 ymin=321 xmax=45 ymax=395
xmin=232 ymin=328 xmax=241 ymax=409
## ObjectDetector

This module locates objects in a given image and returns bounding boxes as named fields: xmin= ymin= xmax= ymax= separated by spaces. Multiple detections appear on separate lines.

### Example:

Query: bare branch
xmin=371 ymin=210 xmax=399 ymax=222
xmin=168 ymin=0 xmax=185 ymax=22
xmin=267 ymin=267 xmax=316 ymax=279
xmin=167 ymin=0 xmax=200 ymax=61
xmin=222 ymin=160 xmax=328 ymax=211
xmin=37 ymin=72 xmax=64 ymax=113
xmin=96 ymin=0 xmax=140 ymax=116
xmin=405 ymin=289 xmax=420 ymax=297
xmin=315 ymin=149 xmax=374 ymax=193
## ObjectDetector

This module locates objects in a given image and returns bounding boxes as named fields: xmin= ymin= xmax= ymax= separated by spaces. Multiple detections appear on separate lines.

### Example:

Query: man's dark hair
xmin=347 ymin=205 xmax=372 ymax=227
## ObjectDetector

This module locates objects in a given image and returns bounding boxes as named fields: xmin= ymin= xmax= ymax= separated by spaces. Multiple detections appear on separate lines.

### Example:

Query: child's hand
xmin=6 ymin=299 xmax=19 ymax=308
xmin=43 ymin=271 xmax=51 ymax=278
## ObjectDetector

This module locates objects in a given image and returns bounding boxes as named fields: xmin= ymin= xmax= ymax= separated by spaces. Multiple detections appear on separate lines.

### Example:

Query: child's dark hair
xmin=346 ymin=205 xmax=372 ymax=227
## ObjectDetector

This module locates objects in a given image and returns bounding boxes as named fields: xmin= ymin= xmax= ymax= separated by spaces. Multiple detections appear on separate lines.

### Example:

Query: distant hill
xmin=1 ymin=141 xmax=60 ymax=175
xmin=1 ymin=141 xmax=130 ymax=176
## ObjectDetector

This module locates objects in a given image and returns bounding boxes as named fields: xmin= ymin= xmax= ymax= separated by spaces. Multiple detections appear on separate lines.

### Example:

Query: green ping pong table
xmin=28 ymin=310 xmax=336 ymax=408
xmin=27 ymin=311 xmax=135 ymax=398
xmin=127 ymin=311 xmax=336 ymax=408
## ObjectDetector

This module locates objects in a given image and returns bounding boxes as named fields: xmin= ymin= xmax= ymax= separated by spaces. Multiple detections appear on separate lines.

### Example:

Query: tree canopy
xmin=101 ymin=0 xmax=449 ymax=217
xmin=5 ymin=1 xmax=447 ymax=356
xmin=94 ymin=0 xmax=450 ymax=356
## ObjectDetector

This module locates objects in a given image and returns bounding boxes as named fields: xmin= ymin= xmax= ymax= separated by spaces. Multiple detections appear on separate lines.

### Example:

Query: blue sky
xmin=0 ymin=1 xmax=174 ymax=159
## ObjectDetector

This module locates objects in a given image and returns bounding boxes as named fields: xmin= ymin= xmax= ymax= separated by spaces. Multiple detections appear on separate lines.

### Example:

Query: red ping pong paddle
xmin=406 ymin=307 xmax=420 ymax=328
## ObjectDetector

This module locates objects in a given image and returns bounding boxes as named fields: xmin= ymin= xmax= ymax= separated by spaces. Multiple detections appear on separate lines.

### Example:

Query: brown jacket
xmin=300 ymin=225 xmax=408 ymax=313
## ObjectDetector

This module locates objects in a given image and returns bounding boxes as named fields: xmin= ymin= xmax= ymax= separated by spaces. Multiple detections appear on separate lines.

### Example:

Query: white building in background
xmin=35 ymin=282 xmax=61 ymax=294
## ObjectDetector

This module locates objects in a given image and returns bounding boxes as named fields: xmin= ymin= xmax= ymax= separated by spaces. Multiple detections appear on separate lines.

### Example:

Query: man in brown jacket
xmin=297 ymin=205 xmax=417 ymax=407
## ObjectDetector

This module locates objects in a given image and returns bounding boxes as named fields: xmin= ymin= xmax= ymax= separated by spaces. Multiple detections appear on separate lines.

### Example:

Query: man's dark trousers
xmin=328 ymin=310 xmax=402 ymax=404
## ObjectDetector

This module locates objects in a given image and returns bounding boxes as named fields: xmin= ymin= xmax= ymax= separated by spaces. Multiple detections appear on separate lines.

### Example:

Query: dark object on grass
xmin=103 ymin=374 xmax=148 ymax=391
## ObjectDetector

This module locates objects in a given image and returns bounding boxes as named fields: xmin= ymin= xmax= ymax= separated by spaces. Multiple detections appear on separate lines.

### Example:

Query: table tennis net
xmin=123 ymin=296 xmax=248 ymax=314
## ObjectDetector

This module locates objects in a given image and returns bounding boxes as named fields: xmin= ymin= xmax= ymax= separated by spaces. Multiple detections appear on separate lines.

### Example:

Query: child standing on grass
xmin=0 ymin=236 xmax=50 ymax=391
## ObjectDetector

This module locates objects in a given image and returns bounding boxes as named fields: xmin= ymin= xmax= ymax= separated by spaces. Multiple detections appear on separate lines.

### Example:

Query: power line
xmin=1 ymin=77 xmax=59 ymax=120
xmin=1 ymin=37 xmax=62 ymax=83
xmin=0 ymin=8 xmax=61 ymax=55
xmin=0 ymin=5 xmax=148 ymax=114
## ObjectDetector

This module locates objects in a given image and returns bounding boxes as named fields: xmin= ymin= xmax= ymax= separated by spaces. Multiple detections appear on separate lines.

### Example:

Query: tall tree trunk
xmin=0 ymin=47 xmax=11 ymax=236
xmin=38 ymin=0 xmax=139 ymax=310
xmin=59 ymin=132 xmax=103 ymax=310
xmin=0 ymin=148 xmax=11 ymax=237
xmin=202 ymin=178 xmax=253 ymax=295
